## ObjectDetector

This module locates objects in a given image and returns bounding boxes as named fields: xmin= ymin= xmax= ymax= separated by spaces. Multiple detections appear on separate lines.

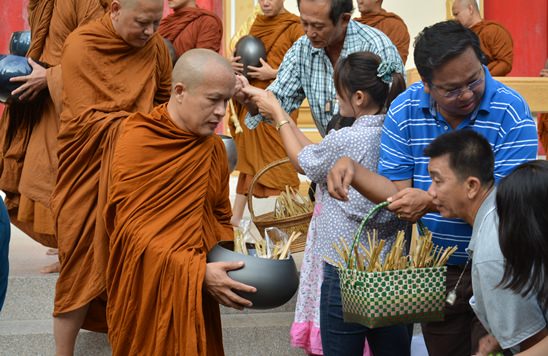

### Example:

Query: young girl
xmin=244 ymin=51 xmax=410 ymax=356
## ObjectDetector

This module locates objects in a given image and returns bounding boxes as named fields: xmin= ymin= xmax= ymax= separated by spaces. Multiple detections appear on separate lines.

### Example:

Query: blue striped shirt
xmin=245 ymin=20 xmax=404 ymax=136
xmin=378 ymin=67 xmax=538 ymax=265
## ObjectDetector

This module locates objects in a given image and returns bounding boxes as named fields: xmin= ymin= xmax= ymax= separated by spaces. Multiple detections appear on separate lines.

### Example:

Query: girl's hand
xmin=253 ymin=91 xmax=284 ymax=121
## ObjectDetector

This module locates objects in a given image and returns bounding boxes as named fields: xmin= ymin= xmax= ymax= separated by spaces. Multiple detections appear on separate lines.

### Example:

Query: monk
xmin=452 ymin=0 xmax=513 ymax=76
xmin=355 ymin=0 xmax=410 ymax=64
xmin=158 ymin=0 xmax=222 ymax=58
xmin=105 ymin=49 xmax=255 ymax=355
xmin=228 ymin=0 xmax=303 ymax=226
xmin=0 ymin=0 xmax=110 ymax=272
xmin=51 ymin=0 xmax=171 ymax=354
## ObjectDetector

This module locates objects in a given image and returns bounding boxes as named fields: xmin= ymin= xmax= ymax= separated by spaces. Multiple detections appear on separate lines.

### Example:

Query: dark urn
xmin=9 ymin=31 xmax=31 ymax=57
xmin=0 ymin=54 xmax=32 ymax=103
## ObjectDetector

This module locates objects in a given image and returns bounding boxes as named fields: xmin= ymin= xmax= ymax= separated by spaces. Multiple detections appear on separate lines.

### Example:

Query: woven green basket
xmin=338 ymin=202 xmax=447 ymax=328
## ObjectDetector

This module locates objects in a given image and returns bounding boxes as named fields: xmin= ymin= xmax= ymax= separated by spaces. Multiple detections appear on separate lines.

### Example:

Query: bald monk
xmin=0 ymin=0 xmax=110 ymax=272
xmin=228 ymin=0 xmax=303 ymax=226
xmin=452 ymin=0 xmax=513 ymax=76
xmin=355 ymin=0 xmax=410 ymax=64
xmin=158 ymin=0 xmax=222 ymax=59
xmin=51 ymin=0 xmax=171 ymax=353
xmin=105 ymin=49 xmax=255 ymax=355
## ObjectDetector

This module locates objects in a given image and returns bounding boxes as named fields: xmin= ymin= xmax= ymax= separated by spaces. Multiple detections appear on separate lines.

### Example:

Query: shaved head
xmin=168 ymin=49 xmax=235 ymax=136
xmin=452 ymin=0 xmax=481 ymax=28
xmin=117 ymin=0 xmax=163 ymax=8
xmin=111 ymin=0 xmax=164 ymax=47
xmin=453 ymin=0 xmax=479 ymax=12
xmin=172 ymin=49 xmax=234 ymax=92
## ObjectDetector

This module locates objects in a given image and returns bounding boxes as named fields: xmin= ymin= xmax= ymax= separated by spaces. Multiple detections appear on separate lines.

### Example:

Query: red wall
xmin=484 ymin=0 xmax=547 ymax=76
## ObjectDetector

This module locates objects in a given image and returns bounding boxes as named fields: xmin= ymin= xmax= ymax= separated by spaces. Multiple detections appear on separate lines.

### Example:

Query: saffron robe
xmin=471 ymin=20 xmax=513 ymax=76
xmin=0 ymin=0 xmax=108 ymax=246
xmin=105 ymin=104 xmax=231 ymax=355
xmin=355 ymin=9 xmax=410 ymax=64
xmin=158 ymin=6 xmax=223 ymax=58
xmin=51 ymin=13 xmax=171 ymax=332
xmin=229 ymin=12 xmax=303 ymax=197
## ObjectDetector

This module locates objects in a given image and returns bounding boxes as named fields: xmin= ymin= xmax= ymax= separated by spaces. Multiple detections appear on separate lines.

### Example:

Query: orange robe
xmin=158 ymin=6 xmax=223 ymax=57
xmin=105 ymin=104 xmax=231 ymax=355
xmin=0 ymin=0 xmax=108 ymax=247
xmin=471 ymin=20 xmax=513 ymax=76
xmin=52 ymin=13 xmax=171 ymax=332
xmin=229 ymin=12 xmax=303 ymax=198
xmin=355 ymin=9 xmax=410 ymax=64
xmin=539 ymin=113 xmax=548 ymax=154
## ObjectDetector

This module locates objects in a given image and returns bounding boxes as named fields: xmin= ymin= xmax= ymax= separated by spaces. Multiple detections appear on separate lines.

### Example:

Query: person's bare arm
xmin=517 ymin=333 xmax=548 ymax=356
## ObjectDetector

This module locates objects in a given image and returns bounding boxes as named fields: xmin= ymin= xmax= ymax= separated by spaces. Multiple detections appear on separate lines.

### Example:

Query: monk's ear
xmin=111 ymin=0 xmax=121 ymax=19
xmin=174 ymin=83 xmax=186 ymax=100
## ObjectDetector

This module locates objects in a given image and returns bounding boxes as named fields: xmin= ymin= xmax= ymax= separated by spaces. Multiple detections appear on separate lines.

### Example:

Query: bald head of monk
xmin=259 ymin=0 xmax=287 ymax=18
xmin=111 ymin=0 xmax=164 ymax=47
xmin=452 ymin=0 xmax=482 ymax=28
xmin=168 ymin=49 xmax=236 ymax=136
xmin=357 ymin=0 xmax=383 ymax=15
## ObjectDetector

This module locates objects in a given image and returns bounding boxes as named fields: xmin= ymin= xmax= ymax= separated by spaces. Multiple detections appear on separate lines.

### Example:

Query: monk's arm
xmin=486 ymin=27 xmax=513 ymax=76
xmin=154 ymin=40 xmax=173 ymax=105
xmin=195 ymin=17 xmax=223 ymax=53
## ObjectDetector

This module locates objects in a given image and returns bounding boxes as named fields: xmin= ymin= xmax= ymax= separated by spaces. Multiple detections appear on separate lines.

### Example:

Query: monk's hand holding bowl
xmin=247 ymin=58 xmax=277 ymax=81
xmin=205 ymin=261 xmax=256 ymax=310
xmin=9 ymin=57 xmax=47 ymax=102
xmin=229 ymin=54 xmax=244 ymax=75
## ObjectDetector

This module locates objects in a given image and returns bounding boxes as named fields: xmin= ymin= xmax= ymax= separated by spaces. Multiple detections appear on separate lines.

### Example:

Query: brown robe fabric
xmin=52 ymin=13 xmax=171 ymax=332
xmin=158 ymin=6 xmax=223 ymax=58
xmin=229 ymin=12 xmax=303 ymax=198
xmin=471 ymin=20 xmax=513 ymax=76
xmin=355 ymin=9 xmax=410 ymax=64
xmin=0 ymin=0 xmax=108 ymax=246
xmin=539 ymin=113 xmax=548 ymax=154
xmin=105 ymin=104 xmax=230 ymax=355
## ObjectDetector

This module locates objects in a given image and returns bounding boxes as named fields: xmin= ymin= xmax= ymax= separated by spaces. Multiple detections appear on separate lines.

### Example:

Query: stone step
xmin=0 ymin=312 xmax=303 ymax=356
xmin=1 ymin=274 xmax=298 ymax=321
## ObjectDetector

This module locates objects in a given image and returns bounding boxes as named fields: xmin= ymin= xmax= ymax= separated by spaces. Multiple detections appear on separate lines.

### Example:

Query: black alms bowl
xmin=9 ymin=31 xmax=31 ymax=57
xmin=218 ymin=134 xmax=237 ymax=173
xmin=0 ymin=54 xmax=32 ymax=103
xmin=207 ymin=240 xmax=299 ymax=309
xmin=234 ymin=35 xmax=267 ymax=79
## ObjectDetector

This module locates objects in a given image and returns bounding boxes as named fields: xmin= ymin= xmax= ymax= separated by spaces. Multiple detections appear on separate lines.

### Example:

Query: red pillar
xmin=484 ymin=0 xmax=547 ymax=76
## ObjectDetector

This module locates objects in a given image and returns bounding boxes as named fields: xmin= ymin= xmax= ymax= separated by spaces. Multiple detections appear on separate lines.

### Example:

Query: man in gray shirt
xmin=423 ymin=129 xmax=548 ymax=355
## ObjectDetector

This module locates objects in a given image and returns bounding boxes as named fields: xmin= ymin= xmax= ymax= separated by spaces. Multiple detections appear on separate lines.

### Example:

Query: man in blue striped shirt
xmin=327 ymin=21 xmax=537 ymax=356
xmin=243 ymin=0 xmax=404 ymax=137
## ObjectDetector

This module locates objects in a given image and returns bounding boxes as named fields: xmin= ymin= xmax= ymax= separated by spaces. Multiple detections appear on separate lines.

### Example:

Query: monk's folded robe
xmin=356 ymin=10 xmax=410 ymax=64
xmin=229 ymin=12 xmax=303 ymax=198
xmin=0 ymin=0 xmax=108 ymax=245
xmin=52 ymin=12 xmax=171 ymax=332
xmin=105 ymin=103 xmax=231 ymax=355
xmin=471 ymin=20 xmax=513 ymax=76
xmin=158 ymin=6 xmax=222 ymax=57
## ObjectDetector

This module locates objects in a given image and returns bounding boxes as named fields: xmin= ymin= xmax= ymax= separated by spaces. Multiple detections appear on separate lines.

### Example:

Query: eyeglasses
xmin=431 ymin=76 xmax=484 ymax=99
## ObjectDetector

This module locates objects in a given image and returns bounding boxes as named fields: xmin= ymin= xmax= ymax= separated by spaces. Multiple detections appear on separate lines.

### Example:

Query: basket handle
xmin=247 ymin=157 xmax=292 ymax=221
xmin=346 ymin=202 xmax=429 ymax=269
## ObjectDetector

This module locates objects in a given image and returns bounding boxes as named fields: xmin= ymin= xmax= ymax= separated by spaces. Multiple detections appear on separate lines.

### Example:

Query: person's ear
xmin=174 ymin=83 xmax=186 ymax=102
xmin=339 ymin=13 xmax=351 ymax=27
xmin=354 ymin=90 xmax=366 ymax=107
xmin=465 ymin=176 xmax=481 ymax=200
xmin=421 ymin=77 xmax=431 ymax=94
xmin=111 ymin=0 xmax=121 ymax=19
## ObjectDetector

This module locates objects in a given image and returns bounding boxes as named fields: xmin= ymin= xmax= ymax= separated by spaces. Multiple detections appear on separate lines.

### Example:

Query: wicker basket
xmin=248 ymin=158 xmax=313 ymax=253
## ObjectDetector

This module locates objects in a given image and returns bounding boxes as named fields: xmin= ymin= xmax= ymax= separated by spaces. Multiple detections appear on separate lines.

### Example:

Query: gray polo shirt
xmin=467 ymin=189 xmax=548 ymax=350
